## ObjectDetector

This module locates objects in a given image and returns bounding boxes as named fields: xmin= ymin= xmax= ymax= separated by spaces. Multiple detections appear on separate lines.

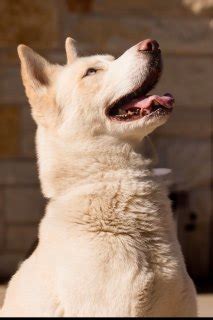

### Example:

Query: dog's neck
xmin=36 ymin=127 xmax=151 ymax=199
xmin=37 ymin=129 xmax=182 ymax=273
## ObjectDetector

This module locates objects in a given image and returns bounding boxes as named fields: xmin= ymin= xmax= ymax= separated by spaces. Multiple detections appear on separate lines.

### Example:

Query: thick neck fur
xmin=36 ymin=127 xmax=151 ymax=199
xmin=37 ymin=127 xmax=185 ymax=278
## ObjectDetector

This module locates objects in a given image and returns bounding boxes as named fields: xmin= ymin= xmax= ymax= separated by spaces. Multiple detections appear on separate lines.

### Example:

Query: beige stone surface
xmin=64 ymin=15 xmax=213 ymax=55
xmin=0 ymin=254 xmax=24 ymax=279
xmin=66 ymin=0 xmax=93 ymax=13
xmin=184 ymin=0 xmax=213 ymax=15
xmin=6 ymin=225 xmax=38 ymax=251
xmin=0 ymin=160 xmax=38 ymax=185
xmin=0 ymin=104 xmax=36 ymax=159
xmin=154 ymin=136 xmax=211 ymax=190
xmin=5 ymin=187 xmax=44 ymax=223
xmin=0 ymin=49 xmax=20 ymax=66
xmin=156 ymin=107 xmax=212 ymax=138
xmin=21 ymin=105 xmax=36 ymax=158
xmin=198 ymin=293 xmax=213 ymax=317
xmin=93 ymin=0 xmax=208 ymax=17
xmin=151 ymin=56 xmax=213 ymax=109
xmin=187 ymin=187 xmax=212 ymax=277
xmin=0 ymin=286 xmax=5 ymax=308
xmin=0 ymin=190 xmax=4 ymax=250
xmin=0 ymin=67 xmax=25 ymax=104
xmin=0 ymin=106 xmax=20 ymax=158
xmin=0 ymin=0 xmax=59 ymax=48
xmin=175 ymin=187 xmax=212 ymax=278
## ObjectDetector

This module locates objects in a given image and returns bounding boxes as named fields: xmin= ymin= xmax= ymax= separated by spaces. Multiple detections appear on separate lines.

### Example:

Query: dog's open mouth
xmin=106 ymin=90 xmax=174 ymax=122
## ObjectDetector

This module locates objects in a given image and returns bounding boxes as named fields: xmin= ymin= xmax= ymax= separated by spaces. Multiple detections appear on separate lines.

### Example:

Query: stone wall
xmin=0 ymin=0 xmax=212 ymax=280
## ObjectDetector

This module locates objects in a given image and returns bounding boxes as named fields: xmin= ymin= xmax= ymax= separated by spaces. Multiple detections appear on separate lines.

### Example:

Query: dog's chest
xmin=54 ymin=230 xmax=178 ymax=317
xmin=43 ymin=175 xmax=180 ymax=316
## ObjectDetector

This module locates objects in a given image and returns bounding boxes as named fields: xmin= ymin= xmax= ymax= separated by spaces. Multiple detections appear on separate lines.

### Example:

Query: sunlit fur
xmin=1 ymin=39 xmax=197 ymax=317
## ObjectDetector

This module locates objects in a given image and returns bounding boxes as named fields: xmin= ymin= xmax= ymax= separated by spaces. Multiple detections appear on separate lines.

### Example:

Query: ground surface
xmin=0 ymin=285 xmax=212 ymax=316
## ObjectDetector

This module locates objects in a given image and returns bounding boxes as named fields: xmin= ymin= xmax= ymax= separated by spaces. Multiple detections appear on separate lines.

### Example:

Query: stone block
xmin=0 ymin=0 xmax=59 ymax=48
xmin=47 ymin=50 xmax=67 ymax=65
xmin=0 ymin=285 xmax=6 ymax=308
xmin=66 ymin=0 xmax=93 ymax=13
xmin=0 ymin=253 xmax=24 ymax=280
xmin=0 ymin=105 xmax=21 ymax=158
xmin=63 ymin=15 xmax=213 ymax=55
xmin=154 ymin=136 xmax=211 ymax=190
xmin=0 ymin=48 xmax=65 ymax=67
xmin=156 ymin=106 xmax=212 ymax=138
xmin=177 ymin=186 xmax=212 ymax=278
xmin=92 ymin=0 xmax=206 ymax=17
xmin=0 ymin=222 xmax=4 ymax=252
xmin=0 ymin=48 xmax=19 ymax=67
xmin=0 ymin=188 xmax=5 ymax=251
xmin=21 ymin=105 xmax=36 ymax=158
xmin=0 ymin=67 xmax=25 ymax=104
xmin=183 ymin=0 xmax=213 ymax=16
xmin=190 ymin=187 xmax=212 ymax=223
xmin=5 ymin=187 xmax=45 ymax=223
xmin=6 ymin=225 xmax=38 ymax=252
xmin=154 ymin=56 xmax=213 ymax=108
xmin=0 ymin=160 xmax=38 ymax=185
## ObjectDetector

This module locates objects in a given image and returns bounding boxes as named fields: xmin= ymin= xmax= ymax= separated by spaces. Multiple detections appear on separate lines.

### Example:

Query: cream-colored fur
xmin=1 ymin=38 xmax=197 ymax=317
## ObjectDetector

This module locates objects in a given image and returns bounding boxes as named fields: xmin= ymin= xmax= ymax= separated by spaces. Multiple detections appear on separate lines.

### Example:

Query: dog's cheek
xmin=30 ymin=92 xmax=61 ymax=129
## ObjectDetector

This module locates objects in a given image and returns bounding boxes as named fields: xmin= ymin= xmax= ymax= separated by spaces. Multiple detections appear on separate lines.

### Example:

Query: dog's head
xmin=18 ymin=38 xmax=174 ymax=143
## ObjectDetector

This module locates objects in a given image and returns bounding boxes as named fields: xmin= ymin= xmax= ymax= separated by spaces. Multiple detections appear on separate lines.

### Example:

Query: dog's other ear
xmin=65 ymin=37 xmax=77 ymax=64
xmin=17 ymin=45 xmax=60 ymax=126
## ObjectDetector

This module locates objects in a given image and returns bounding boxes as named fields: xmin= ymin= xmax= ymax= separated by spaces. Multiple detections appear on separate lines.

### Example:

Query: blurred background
xmin=0 ymin=0 xmax=212 ymax=302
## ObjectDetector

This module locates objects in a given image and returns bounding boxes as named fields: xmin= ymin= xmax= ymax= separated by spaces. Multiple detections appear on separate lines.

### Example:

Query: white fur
xmin=1 ymin=40 xmax=197 ymax=317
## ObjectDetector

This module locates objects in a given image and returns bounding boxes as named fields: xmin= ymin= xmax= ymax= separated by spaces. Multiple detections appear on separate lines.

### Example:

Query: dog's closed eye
xmin=83 ymin=68 xmax=98 ymax=77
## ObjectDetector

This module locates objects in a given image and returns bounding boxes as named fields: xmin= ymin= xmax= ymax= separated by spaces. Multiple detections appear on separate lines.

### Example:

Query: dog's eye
xmin=84 ymin=68 xmax=97 ymax=77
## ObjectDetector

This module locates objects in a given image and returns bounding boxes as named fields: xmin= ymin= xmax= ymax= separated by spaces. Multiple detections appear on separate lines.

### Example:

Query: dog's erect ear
xmin=17 ymin=45 xmax=60 ymax=126
xmin=65 ymin=37 xmax=77 ymax=64
xmin=17 ymin=45 xmax=55 ymax=93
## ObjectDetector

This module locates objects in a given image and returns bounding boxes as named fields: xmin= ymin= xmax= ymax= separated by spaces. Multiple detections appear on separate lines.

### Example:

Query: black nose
xmin=138 ymin=39 xmax=160 ymax=52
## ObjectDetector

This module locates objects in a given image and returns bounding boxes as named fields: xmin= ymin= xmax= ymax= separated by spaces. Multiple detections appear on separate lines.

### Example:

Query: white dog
xmin=1 ymin=38 xmax=197 ymax=317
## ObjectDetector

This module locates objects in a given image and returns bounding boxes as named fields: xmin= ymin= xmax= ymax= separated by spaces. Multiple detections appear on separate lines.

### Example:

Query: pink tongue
xmin=124 ymin=93 xmax=175 ymax=110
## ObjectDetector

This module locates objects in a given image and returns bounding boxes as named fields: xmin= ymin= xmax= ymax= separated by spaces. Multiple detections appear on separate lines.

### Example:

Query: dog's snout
xmin=138 ymin=39 xmax=159 ymax=52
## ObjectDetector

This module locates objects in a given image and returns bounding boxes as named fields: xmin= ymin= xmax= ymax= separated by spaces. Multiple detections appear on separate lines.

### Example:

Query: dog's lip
xmin=106 ymin=58 xmax=162 ymax=119
xmin=106 ymin=93 xmax=174 ymax=122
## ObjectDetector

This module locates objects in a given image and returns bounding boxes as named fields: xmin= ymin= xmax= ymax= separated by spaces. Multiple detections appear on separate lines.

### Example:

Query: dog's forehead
xmin=58 ymin=54 xmax=115 ymax=82
xmin=56 ymin=54 xmax=115 ymax=99
xmin=71 ymin=54 xmax=115 ymax=70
